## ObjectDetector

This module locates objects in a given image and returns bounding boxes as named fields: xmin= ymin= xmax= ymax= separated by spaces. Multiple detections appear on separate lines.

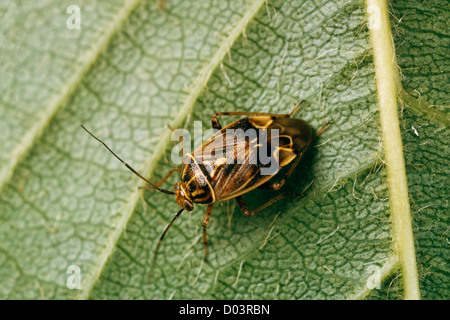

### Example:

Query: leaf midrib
xmin=367 ymin=0 xmax=422 ymax=299
xmin=7 ymin=0 xmax=444 ymax=299
xmin=81 ymin=0 xmax=446 ymax=299
xmin=80 ymin=0 xmax=268 ymax=299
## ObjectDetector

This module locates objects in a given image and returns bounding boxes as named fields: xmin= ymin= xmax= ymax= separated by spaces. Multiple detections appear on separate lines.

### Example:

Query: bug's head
xmin=174 ymin=182 xmax=194 ymax=211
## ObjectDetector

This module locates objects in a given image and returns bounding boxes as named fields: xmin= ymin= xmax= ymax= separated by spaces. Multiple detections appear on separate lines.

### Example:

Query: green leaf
xmin=0 ymin=0 xmax=447 ymax=300
xmin=366 ymin=0 xmax=450 ymax=300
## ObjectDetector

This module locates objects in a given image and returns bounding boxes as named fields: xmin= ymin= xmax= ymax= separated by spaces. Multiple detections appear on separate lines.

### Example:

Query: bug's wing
xmin=249 ymin=116 xmax=313 ymax=150
xmin=190 ymin=124 xmax=264 ymax=201
xmin=191 ymin=117 xmax=313 ymax=201
xmin=245 ymin=116 xmax=313 ymax=168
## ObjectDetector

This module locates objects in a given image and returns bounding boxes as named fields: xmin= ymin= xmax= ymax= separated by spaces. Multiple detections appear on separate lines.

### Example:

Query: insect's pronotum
xmin=81 ymin=100 xmax=327 ymax=281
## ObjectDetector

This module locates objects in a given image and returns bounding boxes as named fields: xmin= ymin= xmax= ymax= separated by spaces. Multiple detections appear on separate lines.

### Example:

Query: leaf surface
xmin=0 ymin=0 xmax=447 ymax=299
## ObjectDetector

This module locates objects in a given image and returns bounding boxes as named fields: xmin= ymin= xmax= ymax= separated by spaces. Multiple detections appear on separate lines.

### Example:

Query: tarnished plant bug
xmin=81 ymin=100 xmax=328 ymax=281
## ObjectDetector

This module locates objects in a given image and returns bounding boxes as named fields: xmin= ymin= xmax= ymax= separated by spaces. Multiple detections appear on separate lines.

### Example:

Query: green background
xmin=0 ymin=0 xmax=448 ymax=299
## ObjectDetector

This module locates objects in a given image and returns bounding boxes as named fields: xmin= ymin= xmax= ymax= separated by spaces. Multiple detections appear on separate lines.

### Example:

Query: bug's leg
xmin=211 ymin=100 xmax=308 ymax=129
xmin=236 ymin=194 xmax=300 ymax=216
xmin=212 ymin=110 xmax=294 ymax=130
xmin=314 ymin=121 xmax=331 ymax=139
xmin=289 ymin=100 xmax=307 ymax=117
xmin=211 ymin=114 xmax=223 ymax=130
xmin=211 ymin=101 xmax=308 ymax=129
xmin=202 ymin=204 xmax=214 ymax=261
xmin=263 ymin=145 xmax=310 ymax=191
xmin=257 ymin=181 xmax=285 ymax=191
xmin=212 ymin=111 xmax=290 ymax=125
xmin=139 ymin=167 xmax=181 ymax=190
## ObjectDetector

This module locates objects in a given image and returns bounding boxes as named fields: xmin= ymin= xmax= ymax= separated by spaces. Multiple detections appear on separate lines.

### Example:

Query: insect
xmin=81 ymin=100 xmax=328 ymax=281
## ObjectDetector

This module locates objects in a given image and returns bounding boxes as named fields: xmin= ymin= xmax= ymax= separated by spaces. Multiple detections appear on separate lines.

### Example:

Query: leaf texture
xmin=0 ymin=0 xmax=448 ymax=299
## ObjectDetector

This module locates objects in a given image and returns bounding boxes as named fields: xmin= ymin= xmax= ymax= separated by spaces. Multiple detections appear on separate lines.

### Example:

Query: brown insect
xmin=81 ymin=100 xmax=327 ymax=281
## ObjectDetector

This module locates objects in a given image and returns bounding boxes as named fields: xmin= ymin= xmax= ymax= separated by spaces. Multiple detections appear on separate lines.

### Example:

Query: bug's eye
xmin=188 ymin=183 xmax=196 ymax=193
xmin=183 ymin=200 xmax=194 ymax=211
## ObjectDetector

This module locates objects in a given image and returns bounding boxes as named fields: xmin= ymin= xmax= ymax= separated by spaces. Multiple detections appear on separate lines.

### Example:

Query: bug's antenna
xmin=81 ymin=124 xmax=175 ymax=195
xmin=147 ymin=207 xmax=185 ymax=283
